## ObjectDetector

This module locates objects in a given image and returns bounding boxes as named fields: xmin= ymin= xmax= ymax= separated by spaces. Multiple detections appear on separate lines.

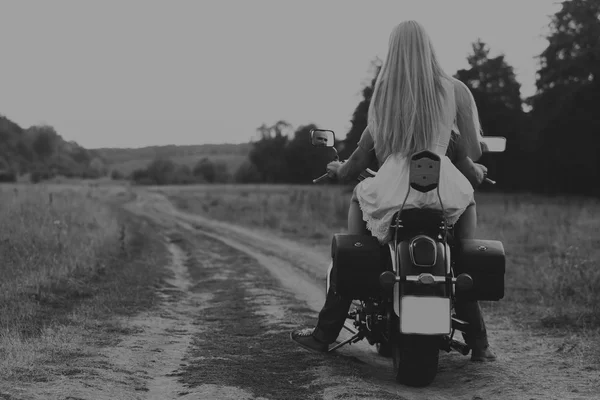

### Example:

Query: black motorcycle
xmin=310 ymin=129 xmax=506 ymax=387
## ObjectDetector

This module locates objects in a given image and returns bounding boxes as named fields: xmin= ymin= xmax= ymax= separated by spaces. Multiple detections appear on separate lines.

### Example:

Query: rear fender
xmin=393 ymin=238 xmax=448 ymax=317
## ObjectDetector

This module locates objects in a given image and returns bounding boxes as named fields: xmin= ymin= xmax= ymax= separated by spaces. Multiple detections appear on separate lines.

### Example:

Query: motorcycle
xmin=309 ymin=128 xmax=506 ymax=387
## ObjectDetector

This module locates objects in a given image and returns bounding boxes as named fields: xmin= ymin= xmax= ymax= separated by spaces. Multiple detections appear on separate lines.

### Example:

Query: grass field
xmin=157 ymin=184 xmax=600 ymax=332
xmin=0 ymin=183 xmax=169 ymax=383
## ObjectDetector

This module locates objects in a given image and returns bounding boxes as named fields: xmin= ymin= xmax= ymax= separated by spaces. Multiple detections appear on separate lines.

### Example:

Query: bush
xmin=0 ymin=170 xmax=17 ymax=183
xmin=111 ymin=170 xmax=124 ymax=180
xmin=234 ymin=161 xmax=262 ymax=183
xmin=30 ymin=170 xmax=55 ymax=184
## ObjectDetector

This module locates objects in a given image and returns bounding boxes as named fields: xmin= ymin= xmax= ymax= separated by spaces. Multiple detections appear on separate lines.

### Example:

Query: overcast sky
xmin=0 ymin=1 xmax=561 ymax=149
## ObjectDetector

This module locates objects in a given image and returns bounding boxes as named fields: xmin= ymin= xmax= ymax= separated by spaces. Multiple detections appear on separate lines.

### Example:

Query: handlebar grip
xmin=484 ymin=177 xmax=496 ymax=185
xmin=313 ymin=173 xmax=329 ymax=184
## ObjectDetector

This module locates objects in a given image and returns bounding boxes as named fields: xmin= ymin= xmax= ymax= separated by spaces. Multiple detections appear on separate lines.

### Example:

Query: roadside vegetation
xmin=0 ymin=184 xmax=170 ymax=385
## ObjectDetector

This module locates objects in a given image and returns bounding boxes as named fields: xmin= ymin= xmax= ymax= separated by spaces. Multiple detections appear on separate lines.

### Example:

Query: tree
xmin=89 ymin=157 xmax=107 ymax=176
xmin=30 ymin=125 xmax=58 ymax=159
xmin=247 ymin=120 xmax=292 ymax=183
xmin=234 ymin=160 xmax=262 ymax=183
xmin=283 ymin=124 xmax=338 ymax=183
xmin=339 ymin=59 xmax=381 ymax=160
xmin=455 ymin=40 xmax=523 ymax=112
xmin=0 ymin=156 xmax=15 ymax=182
xmin=193 ymin=158 xmax=216 ymax=182
xmin=212 ymin=161 xmax=230 ymax=183
xmin=111 ymin=169 xmax=124 ymax=180
xmin=528 ymin=0 xmax=600 ymax=194
xmin=454 ymin=40 xmax=527 ymax=190
xmin=536 ymin=80 xmax=600 ymax=195
xmin=534 ymin=0 xmax=600 ymax=94
xmin=16 ymin=140 xmax=34 ymax=162
xmin=173 ymin=164 xmax=195 ymax=184
xmin=145 ymin=158 xmax=177 ymax=185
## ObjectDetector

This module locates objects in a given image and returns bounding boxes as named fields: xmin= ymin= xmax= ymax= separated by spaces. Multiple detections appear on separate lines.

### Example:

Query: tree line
xmin=242 ymin=0 xmax=600 ymax=196
xmin=128 ymin=157 xmax=231 ymax=185
xmin=0 ymin=119 xmax=106 ymax=183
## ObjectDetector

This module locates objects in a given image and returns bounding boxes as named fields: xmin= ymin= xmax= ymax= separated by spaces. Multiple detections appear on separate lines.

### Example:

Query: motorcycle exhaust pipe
xmin=449 ymin=339 xmax=470 ymax=356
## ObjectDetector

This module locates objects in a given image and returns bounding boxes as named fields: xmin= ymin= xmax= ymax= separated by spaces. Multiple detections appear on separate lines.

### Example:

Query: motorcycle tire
xmin=376 ymin=340 xmax=392 ymax=357
xmin=392 ymin=334 xmax=439 ymax=387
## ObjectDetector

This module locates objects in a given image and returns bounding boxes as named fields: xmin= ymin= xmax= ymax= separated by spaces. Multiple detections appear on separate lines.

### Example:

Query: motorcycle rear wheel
xmin=376 ymin=340 xmax=392 ymax=357
xmin=392 ymin=334 xmax=439 ymax=387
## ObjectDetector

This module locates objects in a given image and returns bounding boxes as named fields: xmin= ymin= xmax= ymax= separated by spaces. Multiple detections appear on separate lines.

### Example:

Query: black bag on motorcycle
xmin=331 ymin=234 xmax=387 ymax=299
xmin=453 ymin=239 xmax=505 ymax=301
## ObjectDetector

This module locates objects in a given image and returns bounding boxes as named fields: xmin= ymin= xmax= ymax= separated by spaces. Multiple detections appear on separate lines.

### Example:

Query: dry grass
xmin=0 ymin=185 xmax=118 ymax=302
xmin=158 ymin=184 xmax=600 ymax=332
xmin=0 ymin=183 xmax=168 ymax=384
xmin=160 ymin=184 xmax=351 ymax=241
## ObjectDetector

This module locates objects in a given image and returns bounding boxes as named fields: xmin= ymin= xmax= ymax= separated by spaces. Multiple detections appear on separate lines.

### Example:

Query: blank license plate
xmin=400 ymin=296 xmax=451 ymax=335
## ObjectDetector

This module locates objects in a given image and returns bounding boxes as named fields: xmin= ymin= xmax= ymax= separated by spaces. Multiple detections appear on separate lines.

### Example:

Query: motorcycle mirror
xmin=480 ymin=137 xmax=506 ymax=153
xmin=310 ymin=129 xmax=335 ymax=147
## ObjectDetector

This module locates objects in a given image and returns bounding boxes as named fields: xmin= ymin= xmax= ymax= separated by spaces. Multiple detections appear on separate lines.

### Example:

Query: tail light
xmin=409 ymin=235 xmax=437 ymax=267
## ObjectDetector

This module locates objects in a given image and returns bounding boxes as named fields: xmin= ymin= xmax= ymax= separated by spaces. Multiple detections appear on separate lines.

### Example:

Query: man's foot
xmin=290 ymin=328 xmax=328 ymax=353
xmin=471 ymin=346 xmax=497 ymax=362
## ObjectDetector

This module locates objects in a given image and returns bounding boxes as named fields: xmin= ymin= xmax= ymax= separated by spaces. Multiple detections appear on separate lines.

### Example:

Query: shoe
xmin=471 ymin=346 xmax=497 ymax=362
xmin=291 ymin=328 xmax=328 ymax=353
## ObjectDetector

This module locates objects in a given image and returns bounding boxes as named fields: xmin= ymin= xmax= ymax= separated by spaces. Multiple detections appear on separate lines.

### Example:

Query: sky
xmin=0 ymin=0 xmax=562 ymax=149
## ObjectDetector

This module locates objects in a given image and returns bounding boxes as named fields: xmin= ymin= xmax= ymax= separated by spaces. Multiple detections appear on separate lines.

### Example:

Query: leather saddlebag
xmin=453 ymin=239 xmax=505 ymax=301
xmin=331 ymin=234 xmax=384 ymax=299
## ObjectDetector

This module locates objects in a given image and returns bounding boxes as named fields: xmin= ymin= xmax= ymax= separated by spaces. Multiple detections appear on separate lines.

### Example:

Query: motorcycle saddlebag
xmin=453 ymin=239 xmax=505 ymax=301
xmin=331 ymin=234 xmax=385 ymax=299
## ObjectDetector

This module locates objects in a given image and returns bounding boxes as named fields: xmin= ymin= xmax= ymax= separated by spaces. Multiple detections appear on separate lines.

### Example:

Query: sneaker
xmin=291 ymin=328 xmax=328 ymax=353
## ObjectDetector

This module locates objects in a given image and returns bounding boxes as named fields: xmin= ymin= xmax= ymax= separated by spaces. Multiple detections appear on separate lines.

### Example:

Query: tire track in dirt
xmin=171 ymin=230 xmax=354 ymax=399
xmin=95 ymin=237 xmax=206 ymax=400
xmin=2 ymin=235 xmax=208 ymax=400
xmin=126 ymin=192 xmax=415 ymax=399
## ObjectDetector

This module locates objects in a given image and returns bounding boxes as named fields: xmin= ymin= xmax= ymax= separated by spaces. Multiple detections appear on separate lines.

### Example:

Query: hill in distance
xmin=94 ymin=143 xmax=252 ymax=177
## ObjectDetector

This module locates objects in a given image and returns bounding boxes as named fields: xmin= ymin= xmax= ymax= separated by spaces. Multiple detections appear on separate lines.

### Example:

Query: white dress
xmin=355 ymin=78 xmax=475 ymax=244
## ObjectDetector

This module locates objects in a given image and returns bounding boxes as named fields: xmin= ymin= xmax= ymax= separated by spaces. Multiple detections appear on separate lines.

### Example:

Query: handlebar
xmin=312 ymin=172 xmax=330 ymax=184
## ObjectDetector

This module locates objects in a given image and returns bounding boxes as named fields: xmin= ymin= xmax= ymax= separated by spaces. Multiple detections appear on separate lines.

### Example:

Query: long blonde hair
xmin=369 ymin=20 xmax=452 ymax=161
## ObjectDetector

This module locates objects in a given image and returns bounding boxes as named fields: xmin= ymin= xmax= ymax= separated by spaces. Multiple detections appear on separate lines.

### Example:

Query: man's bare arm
xmin=336 ymin=146 xmax=376 ymax=183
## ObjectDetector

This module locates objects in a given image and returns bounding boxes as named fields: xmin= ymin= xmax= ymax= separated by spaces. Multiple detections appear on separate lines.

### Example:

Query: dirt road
xmin=8 ymin=189 xmax=598 ymax=399
xmin=125 ymin=189 xmax=600 ymax=400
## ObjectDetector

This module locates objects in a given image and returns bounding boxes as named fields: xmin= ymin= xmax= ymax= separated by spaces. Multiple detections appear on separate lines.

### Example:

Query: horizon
xmin=0 ymin=1 xmax=561 ymax=149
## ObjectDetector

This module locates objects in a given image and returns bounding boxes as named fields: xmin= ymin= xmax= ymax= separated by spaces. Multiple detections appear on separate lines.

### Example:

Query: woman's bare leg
xmin=348 ymin=200 xmax=368 ymax=235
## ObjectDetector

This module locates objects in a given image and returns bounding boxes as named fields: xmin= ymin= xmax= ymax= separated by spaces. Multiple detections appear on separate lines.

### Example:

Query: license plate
xmin=400 ymin=296 xmax=451 ymax=335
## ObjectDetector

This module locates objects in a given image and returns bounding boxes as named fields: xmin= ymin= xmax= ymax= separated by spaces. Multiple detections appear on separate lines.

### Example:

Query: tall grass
xmin=0 ymin=183 xmax=167 ymax=382
xmin=162 ymin=184 xmax=351 ymax=240
xmin=476 ymin=193 xmax=600 ymax=327
xmin=160 ymin=184 xmax=600 ymax=329
xmin=1 ymin=186 xmax=118 ymax=287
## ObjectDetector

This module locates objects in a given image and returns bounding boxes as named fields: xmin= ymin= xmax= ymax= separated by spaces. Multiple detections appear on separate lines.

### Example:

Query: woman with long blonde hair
xmin=292 ymin=20 xmax=496 ymax=361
